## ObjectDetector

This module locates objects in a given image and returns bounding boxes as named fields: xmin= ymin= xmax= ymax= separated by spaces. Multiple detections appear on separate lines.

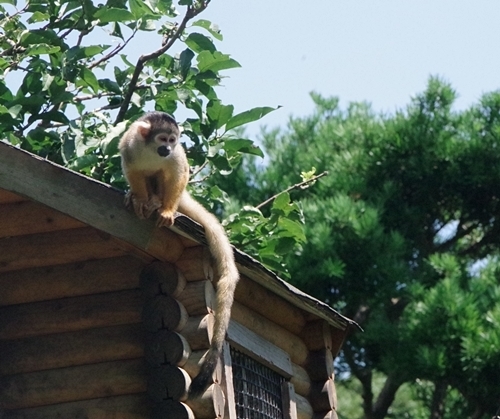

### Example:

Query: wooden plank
xmin=0 ymin=143 xmax=185 ymax=264
xmin=234 ymin=248 xmax=356 ymax=332
xmin=300 ymin=320 xmax=332 ymax=351
xmin=226 ymin=320 xmax=293 ymax=378
xmin=2 ymin=394 xmax=151 ymax=419
xmin=0 ymin=359 xmax=147 ymax=410
xmin=231 ymin=301 xmax=308 ymax=366
xmin=0 ymin=227 xmax=128 ymax=273
xmin=0 ymin=256 xmax=145 ymax=307
xmin=282 ymin=381 xmax=298 ymax=419
xmin=0 ymin=289 xmax=143 ymax=340
xmin=0 ymin=200 xmax=85 ymax=238
xmin=0 ymin=324 xmax=145 ymax=375
xmin=235 ymin=275 xmax=306 ymax=335
xmin=222 ymin=342 xmax=237 ymax=419
xmin=0 ymin=189 xmax=25 ymax=204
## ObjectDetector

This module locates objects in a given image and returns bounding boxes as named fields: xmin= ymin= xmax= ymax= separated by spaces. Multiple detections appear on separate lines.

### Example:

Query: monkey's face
xmin=152 ymin=129 xmax=180 ymax=158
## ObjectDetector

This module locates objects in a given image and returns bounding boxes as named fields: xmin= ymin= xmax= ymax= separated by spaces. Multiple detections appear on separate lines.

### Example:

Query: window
xmin=230 ymin=346 xmax=285 ymax=419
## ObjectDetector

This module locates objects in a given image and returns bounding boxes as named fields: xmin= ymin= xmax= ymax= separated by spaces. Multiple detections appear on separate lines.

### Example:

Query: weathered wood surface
xmin=183 ymin=350 xmax=222 ymax=384
xmin=222 ymin=342 xmax=237 ymax=419
xmin=291 ymin=363 xmax=311 ymax=398
xmin=309 ymin=378 xmax=337 ymax=412
xmin=180 ymin=314 xmax=213 ymax=351
xmin=235 ymin=275 xmax=306 ymax=335
xmin=0 ymin=256 xmax=144 ymax=307
xmin=301 ymin=320 xmax=332 ymax=351
xmin=231 ymin=301 xmax=308 ymax=366
xmin=227 ymin=319 xmax=292 ymax=378
xmin=140 ymin=261 xmax=186 ymax=299
xmin=0 ymin=189 xmax=24 ymax=204
xmin=330 ymin=326 xmax=348 ymax=358
xmin=0 ymin=143 xmax=185 ymax=264
xmin=142 ymin=294 xmax=188 ymax=333
xmin=0 ymin=200 xmax=85 ymax=238
xmin=178 ymin=280 xmax=215 ymax=316
xmin=0 ymin=359 xmax=146 ymax=410
xmin=305 ymin=349 xmax=334 ymax=382
xmin=282 ymin=381 xmax=298 ymax=419
xmin=2 ymin=393 xmax=151 ymax=419
xmin=175 ymin=246 xmax=213 ymax=282
xmin=295 ymin=393 xmax=314 ymax=419
xmin=144 ymin=330 xmax=190 ymax=367
xmin=0 ymin=289 xmax=143 ymax=340
xmin=147 ymin=364 xmax=190 ymax=402
xmin=313 ymin=410 xmax=339 ymax=419
xmin=234 ymin=247 xmax=355 ymax=332
xmin=185 ymin=383 xmax=225 ymax=419
xmin=0 ymin=324 xmax=145 ymax=376
xmin=151 ymin=400 xmax=195 ymax=419
xmin=0 ymin=227 xmax=128 ymax=273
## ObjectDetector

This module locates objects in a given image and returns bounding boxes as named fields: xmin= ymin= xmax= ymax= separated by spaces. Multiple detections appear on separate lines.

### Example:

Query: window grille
xmin=230 ymin=346 xmax=285 ymax=419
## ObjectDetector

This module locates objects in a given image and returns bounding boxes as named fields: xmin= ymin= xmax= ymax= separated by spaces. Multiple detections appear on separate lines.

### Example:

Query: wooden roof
xmin=0 ymin=141 xmax=355 ymax=332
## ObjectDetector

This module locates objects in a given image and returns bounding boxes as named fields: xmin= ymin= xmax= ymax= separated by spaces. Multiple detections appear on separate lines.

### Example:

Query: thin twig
xmin=189 ymin=159 xmax=210 ymax=180
xmin=255 ymin=171 xmax=329 ymax=210
xmin=114 ymin=2 xmax=209 ymax=125
xmin=89 ymin=28 xmax=137 ymax=70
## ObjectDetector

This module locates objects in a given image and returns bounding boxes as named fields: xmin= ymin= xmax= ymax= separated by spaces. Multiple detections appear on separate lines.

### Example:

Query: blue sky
xmin=196 ymin=0 xmax=500 ymax=136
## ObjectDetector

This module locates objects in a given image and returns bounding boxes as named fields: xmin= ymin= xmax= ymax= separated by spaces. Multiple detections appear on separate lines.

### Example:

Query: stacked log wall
xmin=0 ymin=190 xmax=157 ymax=418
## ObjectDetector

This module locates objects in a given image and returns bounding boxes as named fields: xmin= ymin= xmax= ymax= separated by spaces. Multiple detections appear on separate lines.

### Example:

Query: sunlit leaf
xmin=225 ymin=106 xmax=277 ymax=131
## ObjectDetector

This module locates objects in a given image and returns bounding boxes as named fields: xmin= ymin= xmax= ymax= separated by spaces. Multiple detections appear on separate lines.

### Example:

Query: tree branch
xmin=255 ymin=171 xmax=328 ymax=210
xmin=372 ymin=373 xmax=405 ymax=419
xmin=114 ymin=2 xmax=209 ymax=125
xmin=89 ymin=28 xmax=137 ymax=70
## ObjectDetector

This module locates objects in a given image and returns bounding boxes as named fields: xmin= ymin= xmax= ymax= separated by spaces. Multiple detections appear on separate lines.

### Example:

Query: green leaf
xmin=25 ymin=44 xmax=61 ymax=56
xmin=210 ymin=154 xmax=232 ymax=174
xmin=225 ymin=106 xmax=277 ymax=131
xmin=80 ymin=67 xmax=99 ymax=93
xmin=99 ymin=78 xmax=122 ymax=94
xmin=129 ymin=0 xmax=154 ymax=18
xmin=66 ymin=45 xmax=108 ymax=61
xmin=94 ymin=7 xmax=135 ymax=23
xmin=224 ymin=139 xmax=264 ymax=158
xmin=185 ymin=33 xmax=216 ymax=53
xmin=179 ymin=48 xmax=194 ymax=80
xmin=197 ymin=51 xmax=240 ymax=73
xmin=277 ymin=217 xmax=306 ymax=242
xmin=0 ymin=0 xmax=16 ymax=5
xmin=192 ymin=19 xmax=223 ymax=41
xmin=8 ymin=105 xmax=22 ymax=118
xmin=27 ymin=11 xmax=50 ymax=23
xmin=273 ymin=192 xmax=291 ymax=211
xmin=206 ymin=100 xmax=233 ymax=128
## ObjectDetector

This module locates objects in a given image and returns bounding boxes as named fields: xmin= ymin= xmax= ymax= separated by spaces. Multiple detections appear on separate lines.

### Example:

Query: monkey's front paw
xmin=125 ymin=193 xmax=149 ymax=219
xmin=143 ymin=195 xmax=162 ymax=219
xmin=157 ymin=209 xmax=175 ymax=227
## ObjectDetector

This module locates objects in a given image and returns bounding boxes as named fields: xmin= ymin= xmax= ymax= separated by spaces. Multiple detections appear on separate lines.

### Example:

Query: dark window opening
xmin=230 ymin=346 xmax=285 ymax=419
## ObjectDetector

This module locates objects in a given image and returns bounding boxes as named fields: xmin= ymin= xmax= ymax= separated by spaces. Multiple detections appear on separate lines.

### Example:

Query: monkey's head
xmin=136 ymin=111 xmax=181 ymax=158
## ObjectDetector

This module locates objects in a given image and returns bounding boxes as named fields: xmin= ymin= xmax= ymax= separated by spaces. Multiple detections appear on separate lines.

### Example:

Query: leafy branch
xmin=114 ymin=2 xmax=209 ymax=125
xmin=256 ymin=170 xmax=328 ymax=210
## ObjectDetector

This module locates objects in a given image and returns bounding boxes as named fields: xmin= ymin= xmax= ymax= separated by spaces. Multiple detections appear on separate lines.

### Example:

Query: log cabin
xmin=0 ymin=142 xmax=356 ymax=419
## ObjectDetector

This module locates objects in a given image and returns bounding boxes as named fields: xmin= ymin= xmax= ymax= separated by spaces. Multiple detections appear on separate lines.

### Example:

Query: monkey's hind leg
xmin=155 ymin=172 xmax=187 ymax=228
xmin=124 ymin=170 xmax=154 ymax=219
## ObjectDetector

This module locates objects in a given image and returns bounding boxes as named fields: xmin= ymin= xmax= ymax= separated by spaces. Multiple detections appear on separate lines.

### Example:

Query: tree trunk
xmin=372 ymin=373 xmax=405 ymax=419
xmin=429 ymin=380 xmax=447 ymax=419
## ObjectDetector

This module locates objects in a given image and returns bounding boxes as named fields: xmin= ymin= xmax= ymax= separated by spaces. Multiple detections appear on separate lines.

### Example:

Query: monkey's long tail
xmin=178 ymin=191 xmax=240 ymax=398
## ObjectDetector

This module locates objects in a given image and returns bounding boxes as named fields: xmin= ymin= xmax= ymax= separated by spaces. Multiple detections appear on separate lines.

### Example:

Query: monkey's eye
xmin=168 ymin=137 xmax=176 ymax=144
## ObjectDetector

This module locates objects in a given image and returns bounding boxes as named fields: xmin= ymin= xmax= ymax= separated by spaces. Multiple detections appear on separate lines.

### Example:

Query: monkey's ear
xmin=135 ymin=121 xmax=151 ymax=140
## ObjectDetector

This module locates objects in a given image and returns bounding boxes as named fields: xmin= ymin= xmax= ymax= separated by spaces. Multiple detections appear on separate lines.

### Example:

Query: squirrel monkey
xmin=119 ymin=111 xmax=239 ymax=397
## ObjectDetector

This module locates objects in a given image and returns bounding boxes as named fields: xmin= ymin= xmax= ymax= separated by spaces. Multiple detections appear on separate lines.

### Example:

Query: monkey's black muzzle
xmin=157 ymin=145 xmax=170 ymax=157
